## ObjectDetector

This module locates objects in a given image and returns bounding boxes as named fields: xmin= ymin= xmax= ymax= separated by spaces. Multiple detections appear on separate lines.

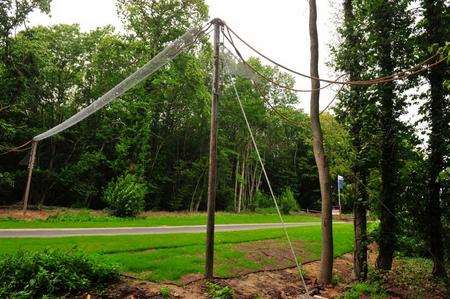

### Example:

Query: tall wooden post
xmin=205 ymin=18 xmax=221 ymax=280
xmin=23 ymin=140 xmax=38 ymax=213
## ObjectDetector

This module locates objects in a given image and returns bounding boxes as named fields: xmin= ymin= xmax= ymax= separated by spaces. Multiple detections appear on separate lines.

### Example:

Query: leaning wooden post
xmin=205 ymin=18 xmax=222 ymax=280
xmin=23 ymin=140 xmax=38 ymax=213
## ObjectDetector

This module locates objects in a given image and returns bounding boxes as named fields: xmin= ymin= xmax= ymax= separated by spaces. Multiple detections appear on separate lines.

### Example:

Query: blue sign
xmin=337 ymin=175 xmax=344 ymax=191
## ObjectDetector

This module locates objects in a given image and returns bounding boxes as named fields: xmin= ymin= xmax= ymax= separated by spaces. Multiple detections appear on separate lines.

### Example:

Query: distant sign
xmin=337 ymin=175 xmax=344 ymax=191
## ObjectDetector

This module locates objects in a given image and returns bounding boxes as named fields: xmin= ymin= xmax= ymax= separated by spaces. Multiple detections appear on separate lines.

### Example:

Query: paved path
xmin=0 ymin=222 xmax=348 ymax=238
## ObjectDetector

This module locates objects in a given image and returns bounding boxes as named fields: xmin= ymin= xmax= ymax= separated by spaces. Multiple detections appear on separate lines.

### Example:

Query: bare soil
xmin=88 ymin=243 xmax=448 ymax=299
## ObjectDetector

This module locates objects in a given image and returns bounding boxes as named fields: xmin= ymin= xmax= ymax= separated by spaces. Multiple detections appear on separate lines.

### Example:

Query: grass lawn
xmin=0 ymin=223 xmax=353 ymax=281
xmin=0 ymin=210 xmax=321 ymax=229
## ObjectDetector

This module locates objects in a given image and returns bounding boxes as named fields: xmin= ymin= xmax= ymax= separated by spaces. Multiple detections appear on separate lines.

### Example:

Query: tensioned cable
xmin=0 ymin=140 xmax=32 ymax=156
xmin=222 ymin=27 xmax=341 ymax=93
xmin=320 ymin=84 xmax=345 ymax=114
xmin=224 ymin=61 xmax=309 ymax=294
xmin=225 ymin=24 xmax=446 ymax=85
xmin=223 ymin=44 xmax=338 ymax=126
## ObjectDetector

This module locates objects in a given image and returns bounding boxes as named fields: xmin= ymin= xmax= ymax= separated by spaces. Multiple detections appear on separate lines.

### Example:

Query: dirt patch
xmin=0 ymin=208 xmax=55 ymax=220
xmin=232 ymin=239 xmax=311 ymax=274
xmin=0 ymin=207 xmax=107 ymax=221
xmin=94 ymin=242 xmax=448 ymax=299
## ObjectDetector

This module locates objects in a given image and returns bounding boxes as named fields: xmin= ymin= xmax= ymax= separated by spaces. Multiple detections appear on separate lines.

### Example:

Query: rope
xmin=224 ymin=61 xmax=309 ymax=294
xmin=223 ymin=44 xmax=340 ymax=126
xmin=320 ymin=84 xmax=345 ymax=114
xmin=224 ymin=24 xmax=446 ymax=86
xmin=0 ymin=140 xmax=32 ymax=156
xmin=222 ymin=27 xmax=340 ymax=93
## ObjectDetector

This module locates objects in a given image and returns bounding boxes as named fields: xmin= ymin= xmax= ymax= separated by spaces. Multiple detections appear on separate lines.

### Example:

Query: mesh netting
xmin=221 ymin=49 xmax=260 ymax=83
xmin=34 ymin=27 xmax=203 ymax=141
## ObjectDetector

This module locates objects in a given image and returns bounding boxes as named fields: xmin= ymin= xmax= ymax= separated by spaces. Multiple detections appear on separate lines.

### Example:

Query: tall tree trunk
xmin=237 ymin=148 xmax=246 ymax=213
xmin=423 ymin=0 xmax=448 ymax=279
xmin=234 ymin=154 xmax=240 ymax=212
xmin=374 ymin=1 xmax=397 ymax=271
xmin=308 ymin=0 xmax=333 ymax=284
xmin=343 ymin=0 xmax=368 ymax=281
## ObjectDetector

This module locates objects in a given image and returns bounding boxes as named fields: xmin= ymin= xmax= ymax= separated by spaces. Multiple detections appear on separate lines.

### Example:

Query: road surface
xmin=0 ymin=222 xmax=347 ymax=238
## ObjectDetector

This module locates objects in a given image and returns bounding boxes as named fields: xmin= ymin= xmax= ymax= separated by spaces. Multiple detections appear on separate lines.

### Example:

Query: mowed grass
xmin=0 ymin=223 xmax=353 ymax=281
xmin=0 ymin=210 xmax=320 ymax=229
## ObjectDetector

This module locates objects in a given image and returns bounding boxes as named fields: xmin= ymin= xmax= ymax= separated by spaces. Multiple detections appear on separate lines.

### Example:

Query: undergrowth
xmin=0 ymin=249 xmax=119 ymax=298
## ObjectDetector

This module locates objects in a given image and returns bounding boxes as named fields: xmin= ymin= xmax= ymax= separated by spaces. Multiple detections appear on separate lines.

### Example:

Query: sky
xmin=27 ymin=0 xmax=346 ymax=113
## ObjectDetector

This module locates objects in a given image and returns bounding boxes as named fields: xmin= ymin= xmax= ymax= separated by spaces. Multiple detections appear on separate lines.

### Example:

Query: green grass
xmin=0 ymin=210 xmax=321 ymax=229
xmin=0 ymin=223 xmax=354 ymax=281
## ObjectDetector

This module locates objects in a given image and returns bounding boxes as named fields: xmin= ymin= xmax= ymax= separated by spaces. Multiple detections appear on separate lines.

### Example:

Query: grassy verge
xmin=0 ymin=210 xmax=321 ymax=229
xmin=0 ymin=223 xmax=353 ymax=281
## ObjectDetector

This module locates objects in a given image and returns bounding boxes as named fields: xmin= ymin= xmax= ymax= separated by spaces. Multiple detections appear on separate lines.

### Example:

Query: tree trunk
xmin=234 ymin=154 xmax=240 ymax=212
xmin=353 ymin=174 xmax=368 ymax=280
xmin=374 ymin=1 xmax=397 ymax=271
xmin=237 ymin=148 xmax=246 ymax=213
xmin=343 ymin=0 xmax=368 ymax=281
xmin=423 ymin=0 xmax=447 ymax=279
xmin=308 ymin=0 xmax=333 ymax=284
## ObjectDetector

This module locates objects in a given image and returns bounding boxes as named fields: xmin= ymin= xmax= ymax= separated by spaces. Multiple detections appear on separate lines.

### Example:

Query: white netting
xmin=34 ymin=27 xmax=203 ymax=141
xmin=221 ymin=49 xmax=259 ymax=82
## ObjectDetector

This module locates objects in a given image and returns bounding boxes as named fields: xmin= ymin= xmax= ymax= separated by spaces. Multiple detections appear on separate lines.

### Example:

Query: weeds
xmin=206 ymin=282 xmax=234 ymax=299
xmin=0 ymin=249 xmax=119 ymax=298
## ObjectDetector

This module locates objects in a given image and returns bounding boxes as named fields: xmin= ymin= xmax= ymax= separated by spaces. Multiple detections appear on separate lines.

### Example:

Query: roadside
xmin=0 ymin=221 xmax=348 ymax=238
xmin=97 ymin=244 xmax=449 ymax=299
xmin=0 ymin=207 xmax=339 ymax=229
xmin=0 ymin=224 xmax=354 ymax=281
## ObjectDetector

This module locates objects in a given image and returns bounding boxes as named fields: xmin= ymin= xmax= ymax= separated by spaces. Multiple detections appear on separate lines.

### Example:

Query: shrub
xmin=254 ymin=190 xmax=272 ymax=209
xmin=206 ymin=282 xmax=234 ymax=299
xmin=279 ymin=187 xmax=299 ymax=214
xmin=103 ymin=174 xmax=147 ymax=217
xmin=0 ymin=249 xmax=119 ymax=298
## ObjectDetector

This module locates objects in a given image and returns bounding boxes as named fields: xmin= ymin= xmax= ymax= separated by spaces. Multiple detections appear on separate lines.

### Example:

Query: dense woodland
xmin=0 ymin=0 xmax=449 ymax=280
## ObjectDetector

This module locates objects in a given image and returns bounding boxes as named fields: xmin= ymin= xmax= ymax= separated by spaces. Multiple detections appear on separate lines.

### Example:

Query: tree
xmin=421 ymin=0 xmax=449 ymax=278
xmin=372 ymin=1 xmax=399 ymax=271
xmin=368 ymin=0 xmax=414 ymax=271
xmin=337 ymin=0 xmax=370 ymax=281
xmin=308 ymin=0 xmax=333 ymax=284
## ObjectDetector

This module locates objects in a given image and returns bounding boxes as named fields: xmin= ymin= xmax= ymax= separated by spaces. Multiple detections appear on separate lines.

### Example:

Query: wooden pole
xmin=23 ymin=140 xmax=38 ymax=213
xmin=205 ymin=18 xmax=221 ymax=280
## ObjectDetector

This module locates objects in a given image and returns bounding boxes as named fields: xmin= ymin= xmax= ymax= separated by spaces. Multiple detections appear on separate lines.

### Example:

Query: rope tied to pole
xmin=224 ymin=60 xmax=310 ymax=294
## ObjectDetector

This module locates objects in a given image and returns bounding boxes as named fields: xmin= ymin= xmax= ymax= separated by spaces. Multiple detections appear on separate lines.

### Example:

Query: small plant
xmin=279 ymin=187 xmax=299 ymax=214
xmin=103 ymin=173 xmax=148 ymax=217
xmin=160 ymin=286 xmax=170 ymax=299
xmin=0 ymin=249 xmax=119 ymax=298
xmin=206 ymin=282 xmax=234 ymax=299
xmin=340 ymin=282 xmax=388 ymax=299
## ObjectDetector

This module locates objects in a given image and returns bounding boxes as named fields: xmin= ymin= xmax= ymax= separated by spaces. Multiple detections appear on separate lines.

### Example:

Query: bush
xmin=279 ymin=187 xmax=299 ymax=214
xmin=0 ymin=249 xmax=119 ymax=298
xmin=254 ymin=190 xmax=272 ymax=209
xmin=103 ymin=174 xmax=147 ymax=217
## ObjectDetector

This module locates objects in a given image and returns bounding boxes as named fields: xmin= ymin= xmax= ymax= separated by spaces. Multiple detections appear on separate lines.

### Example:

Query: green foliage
xmin=0 ymin=0 xmax=352 ymax=215
xmin=160 ymin=286 xmax=170 ymax=299
xmin=206 ymin=282 xmax=234 ymax=299
xmin=0 ymin=249 xmax=119 ymax=298
xmin=340 ymin=282 xmax=387 ymax=299
xmin=254 ymin=190 xmax=272 ymax=209
xmin=103 ymin=174 xmax=147 ymax=217
xmin=279 ymin=187 xmax=299 ymax=215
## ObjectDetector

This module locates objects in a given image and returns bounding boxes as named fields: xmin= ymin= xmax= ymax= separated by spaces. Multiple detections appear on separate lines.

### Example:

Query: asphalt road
xmin=0 ymin=222 xmax=344 ymax=238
